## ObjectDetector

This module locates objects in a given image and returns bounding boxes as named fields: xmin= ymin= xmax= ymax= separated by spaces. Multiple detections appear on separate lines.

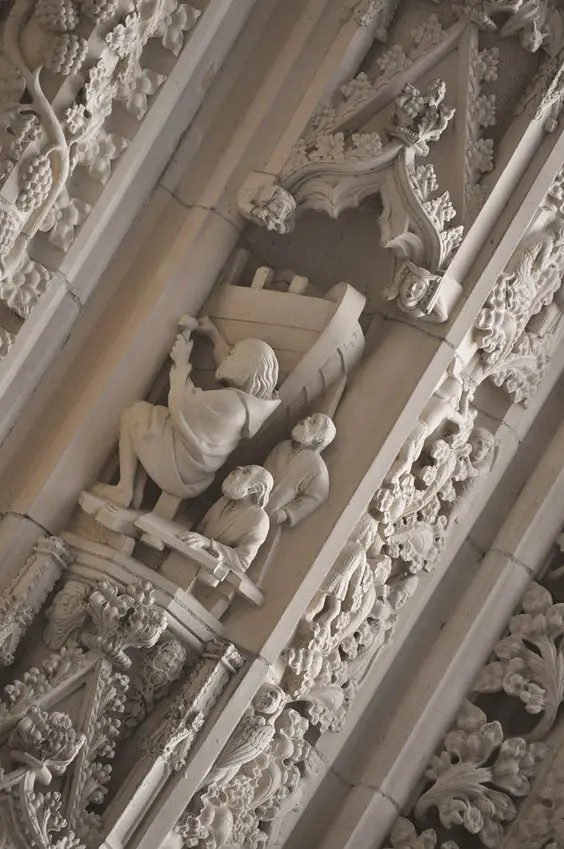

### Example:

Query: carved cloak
xmin=129 ymin=387 xmax=280 ymax=499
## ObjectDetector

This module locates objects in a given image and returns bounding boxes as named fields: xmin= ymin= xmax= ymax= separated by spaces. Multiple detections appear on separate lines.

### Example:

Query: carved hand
xmin=170 ymin=334 xmax=193 ymax=366
xmin=196 ymin=316 xmax=217 ymax=338
xmin=271 ymin=508 xmax=288 ymax=525
xmin=179 ymin=532 xmax=209 ymax=549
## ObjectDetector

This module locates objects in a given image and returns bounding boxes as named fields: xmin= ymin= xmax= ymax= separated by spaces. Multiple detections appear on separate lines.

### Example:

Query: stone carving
xmin=340 ymin=0 xmax=399 ymax=38
xmin=447 ymin=428 xmax=497 ymax=526
xmin=81 ymin=579 xmax=168 ymax=669
xmin=316 ymin=16 xmax=448 ymax=134
xmin=88 ymin=316 xmax=279 ymax=508
xmin=7 ymin=704 xmax=85 ymax=783
xmin=387 ymin=368 xmax=473 ymax=485
xmin=473 ymin=582 xmax=564 ymax=741
xmin=465 ymin=47 xmax=499 ymax=211
xmin=239 ymin=183 xmax=297 ymax=234
xmin=0 ymin=0 xmax=202 ymax=343
xmin=43 ymin=579 xmax=90 ymax=651
xmin=204 ymin=684 xmax=288 ymax=787
xmin=381 ymin=579 xmax=564 ymax=849
xmin=453 ymin=0 xmax=564 ymax=54
xmin=281 ymin=130 xmax=384 ymax=179
xmin=408 ymin=164 xmax=464 ymax=266
xmin=124 ymin=637 xmax=188 ymax=731
xmin=383 ymin=261 xmax=450 ymax=323
xmin=384 ymin=819 xmax=460 ymax=849
xmin=178 ymin=701 xmax=313 ymax=849
xmin=139 ymin=639 xmax=244 ymax=774
xmin=264 ymin=413 xmax=336 ymax=527
xmin=414 ymin=699 xmax=546 ymax=845
xmin=0 ymin=535 xmax=72 ymax=665
xmin=388 ymin=80 xmax=455 ymax=157
xmin=372 ymin=370 xmax=486 ymax=576
xmin=515 ymin=55 xmax=564 ymax=130
xmin=283 ymin=514 xmax=396 ymax=731
xmin=68 ymin=663 xmax=129 ymax=841
xmin=179 ymin=464 xmax=274 ymax=579
xmin=0 ymin=706 xmax=85 ymax=849
xmin=474 ymin=223 xmax=564 ymax=404
xmin=0 ymin=645 xmax=89 ymax=726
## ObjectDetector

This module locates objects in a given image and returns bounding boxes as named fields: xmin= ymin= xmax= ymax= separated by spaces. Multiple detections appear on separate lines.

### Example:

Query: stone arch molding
xmin=238 ymin=75 xmax=464 ymax=323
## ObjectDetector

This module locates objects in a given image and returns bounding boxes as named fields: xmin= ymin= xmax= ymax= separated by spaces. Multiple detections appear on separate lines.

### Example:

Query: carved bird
xmin=204 ymin=685 xmax=286 ymax=788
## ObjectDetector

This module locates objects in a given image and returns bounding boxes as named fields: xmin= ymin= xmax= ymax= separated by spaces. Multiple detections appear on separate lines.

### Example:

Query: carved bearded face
xmin=222 ymin=466 xmax=273 ymax=507
xmin=291 ymin=413 xmax=336 ymax=451
xmin=222 ymin=467 xmax=253 ymax=500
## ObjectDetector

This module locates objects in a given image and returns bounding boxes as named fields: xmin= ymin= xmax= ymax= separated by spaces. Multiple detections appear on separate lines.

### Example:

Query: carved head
xmin=470 ymin=427 xmax=495 ymax=465
xmin=400 ymin=274 xmax=429 ymax=308
xmin=253 ymin=683 xmax=287 ymax=716
xmin=350 ymin=513 xmax=380 ymax=551
xmin=222 ymin=465 xmax=274 ymax=508
xmin=215 ymin=338 xmax=279 ymax=400
xmin=251 ymin=185 xmax=296 ymax=234
xmin=428 ymin=79 xmax=446 ymax=106
xmin=292 ymin=413 xmax=336 ymax=452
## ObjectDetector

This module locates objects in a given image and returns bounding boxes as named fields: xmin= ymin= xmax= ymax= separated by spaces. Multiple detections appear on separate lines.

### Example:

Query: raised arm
xmin=197 ymin=316 xmax=231 ymax=367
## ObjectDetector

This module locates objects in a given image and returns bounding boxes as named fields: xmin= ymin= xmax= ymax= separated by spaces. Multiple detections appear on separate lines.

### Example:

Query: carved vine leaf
xmin=39 ymin=189 xmax=92 ymax=251
xmin=414 ymin=700 xmax=547 ymax=847
xmin=0 ymin=257 xmax=53 ymax=319
xmin=152 ymin=0 xmax=201 ymax=56
xmin=473 ymin=583 xmax=564 ymax=740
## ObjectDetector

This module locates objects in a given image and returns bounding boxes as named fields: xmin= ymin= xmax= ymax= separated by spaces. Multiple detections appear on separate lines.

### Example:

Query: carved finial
xmin=388 ymin=80 xmax=455 ymax=155
xmin=81 ymin=579 xmax=168 ymax=669
xmin=239 ymin=182 xmax=296 ymax=234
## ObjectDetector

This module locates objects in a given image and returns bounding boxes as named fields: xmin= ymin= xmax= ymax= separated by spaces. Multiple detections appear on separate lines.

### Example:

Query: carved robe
xmin=264 ymin=441 xmax=330 ymax=526
xmin=198 ymin=496 xmax=270 ymax=574
xmin=129 ymin=388 xmax=280 ymax=499
xmin=321 ymin=540 xmax=372 ymax=606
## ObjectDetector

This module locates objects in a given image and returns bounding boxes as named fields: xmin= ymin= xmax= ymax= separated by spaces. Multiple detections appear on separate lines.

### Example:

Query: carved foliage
xmin=81 ymin=579 xmax=168 ymax=669
xmin=414 ymin=700 xmax=546 ymax=847
xmin=178 ymin=698 xmax=313 ymax=849
xmin=473 ymin=583 xmax=564 ymax=741
xmin=454 ymin=0 xmax=564 ymax=55
xmin=474 ymin=222 xmax=564 ymax=404
xmin=383 ymin=581 xmax=564 ymax=849
xmin=0 ymin=536 xmax=72 ymax=666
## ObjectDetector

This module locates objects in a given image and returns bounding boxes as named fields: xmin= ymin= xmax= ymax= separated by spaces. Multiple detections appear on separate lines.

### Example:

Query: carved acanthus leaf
xmin=414 ymin=700 xmax=547 ymax=846
xmin=473 ymin=583 xmax=564 ymax=740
